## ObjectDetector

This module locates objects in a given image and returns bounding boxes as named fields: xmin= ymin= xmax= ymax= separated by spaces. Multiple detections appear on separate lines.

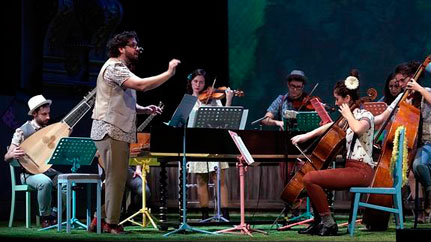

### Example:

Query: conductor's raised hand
xmin=167 ymin=59 xmax=181 ymax=77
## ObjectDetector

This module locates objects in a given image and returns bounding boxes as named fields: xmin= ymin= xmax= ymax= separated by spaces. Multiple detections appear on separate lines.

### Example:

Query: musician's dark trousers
xmin=303 ymin=160 xmax=374 ymax=216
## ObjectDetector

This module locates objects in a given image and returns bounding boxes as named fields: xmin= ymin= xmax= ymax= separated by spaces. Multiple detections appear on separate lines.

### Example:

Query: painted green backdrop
xmin=228 ymin=0 xmax=431 ymax=127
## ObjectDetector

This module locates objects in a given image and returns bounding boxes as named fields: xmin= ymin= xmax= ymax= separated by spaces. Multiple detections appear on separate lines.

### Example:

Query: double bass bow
xmin=362 ymin=56 xmax=431 ymax=231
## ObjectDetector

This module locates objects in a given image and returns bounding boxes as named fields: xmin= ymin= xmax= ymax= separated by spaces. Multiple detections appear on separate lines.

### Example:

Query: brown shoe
xmin=102 ymin=223 xmax=124 ymax=234
xmin=89 ymin=217 xmax=106 ymax=233
xmin=41 ymin=218 xmax=51 ymax=228
xmin=41 ymin=216 xmax=57 ymax=228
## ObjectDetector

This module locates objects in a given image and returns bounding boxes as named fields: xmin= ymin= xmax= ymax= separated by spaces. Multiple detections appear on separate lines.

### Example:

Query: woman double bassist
xmin=374 ymin=59 xmax=431 ymax=225
xmin=291 ymin=73 xmax=376 ymax=236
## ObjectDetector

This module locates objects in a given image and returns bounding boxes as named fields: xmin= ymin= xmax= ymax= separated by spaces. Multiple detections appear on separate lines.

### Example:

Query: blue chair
xmin=8 ymin=159 xmax=40 ymax=228
xmin=349 ymin=127 xmax=405 ymax=236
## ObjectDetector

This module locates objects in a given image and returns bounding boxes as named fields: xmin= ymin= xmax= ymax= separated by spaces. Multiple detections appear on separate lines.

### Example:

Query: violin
xmin=198 ymin=86 xmax=244 ymax=102
xmin=292 ymin=95 xmax=322 ymax=111
xmin=291 ymin=83 xmax=323 ymax=111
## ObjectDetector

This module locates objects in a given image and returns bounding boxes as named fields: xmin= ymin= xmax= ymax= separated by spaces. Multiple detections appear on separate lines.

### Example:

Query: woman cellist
xmin=291 ymin=72 xmax=376 ymax=236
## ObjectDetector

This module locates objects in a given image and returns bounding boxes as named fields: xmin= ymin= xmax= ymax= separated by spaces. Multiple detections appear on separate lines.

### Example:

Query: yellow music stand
xmin=119 ymin=156 xmax=159 ymax=229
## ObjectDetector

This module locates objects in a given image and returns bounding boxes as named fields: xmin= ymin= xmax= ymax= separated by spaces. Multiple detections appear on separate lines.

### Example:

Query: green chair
xmin=8 ymin=159 xmax=40 ymax=228
xmin=349 ymin=127 xmax=406 ymax=236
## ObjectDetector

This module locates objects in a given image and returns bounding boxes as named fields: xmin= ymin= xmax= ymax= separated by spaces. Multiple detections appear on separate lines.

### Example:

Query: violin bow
xmin=204 ymin=77 xmax=217 ymax=105
xmin=298 ymin=83 xmax=319 ymax=111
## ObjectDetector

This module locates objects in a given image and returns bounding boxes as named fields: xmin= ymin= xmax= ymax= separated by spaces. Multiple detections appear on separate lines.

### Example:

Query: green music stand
xmin=40 ymin=137 xmax=97 ymax=231
xmin=283 ymin=111 xmax=321 ymax=132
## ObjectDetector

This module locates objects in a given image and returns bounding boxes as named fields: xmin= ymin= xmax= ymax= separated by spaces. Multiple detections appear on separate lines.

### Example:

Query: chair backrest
xmin=392 ymin=127 xmax=405 ymax=189
xmin=9 ymin=159 xmax=21 ymax=188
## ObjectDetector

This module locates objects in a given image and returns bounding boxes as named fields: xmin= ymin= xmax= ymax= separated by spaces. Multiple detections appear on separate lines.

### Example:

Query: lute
xmin=19 ymin=88 xmax=96 ymax=174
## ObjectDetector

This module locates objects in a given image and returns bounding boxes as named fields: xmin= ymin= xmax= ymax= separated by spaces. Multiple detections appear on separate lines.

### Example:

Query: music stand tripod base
xmin=200 ymin=164 xmax=229 ymax=223
xmin=119 ymin=158 xmax=158 ymax=229
xmin=163 ymin=123 xmax=215 ymax=236
xmin=216 ymin=157 xmax=267 ymax=237
xmin=276 ymin=197 xmax=314 ymax=231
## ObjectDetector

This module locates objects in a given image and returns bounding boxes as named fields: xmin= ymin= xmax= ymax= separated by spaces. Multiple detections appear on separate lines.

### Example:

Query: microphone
xmin=137 ymin=47 xmax=144 ymax=53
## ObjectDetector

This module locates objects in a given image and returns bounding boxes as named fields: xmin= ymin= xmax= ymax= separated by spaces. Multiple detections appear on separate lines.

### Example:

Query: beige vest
xmin=91 ymin=58 xmax=137 ymax=133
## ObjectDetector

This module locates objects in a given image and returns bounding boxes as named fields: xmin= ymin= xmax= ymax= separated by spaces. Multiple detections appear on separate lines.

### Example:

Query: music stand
xmin=119 ymin=157 xmax=158 ymax=229
xmin=191 ymin=106 xmax=248 ymax=130
xmin=167 ymin=94 xmax=197 ymax=128
xmin=216 ymin=131 xmax=267 ymax=237
xmin=191 ymin=106 xmax=247 ymax=223
xmin=163 ymin=95 xmax=215 ymax=236
xmin=40 ymin=137 xmax=97 ymax=231
xmin=362 ymin=102 xmax=387 ymax=131
xmin=283 ymin=111 xmax=321 ymax=132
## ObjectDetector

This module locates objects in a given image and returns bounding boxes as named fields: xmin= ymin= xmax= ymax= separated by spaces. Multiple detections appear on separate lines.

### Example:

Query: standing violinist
xmin=261 ymin=70 xmax=310 ymax=130
xmin=185 ymin=68 xmax=234 ymax=220
xmin=291 ymin=73 xmax=376 ymax=236
xmin=375 ymin=61 xmax=431 ymax=222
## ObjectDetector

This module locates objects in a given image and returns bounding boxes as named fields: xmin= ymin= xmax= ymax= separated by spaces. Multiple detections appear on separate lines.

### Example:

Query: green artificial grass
xmin=0 ymin=213 xmax=429 ymax=241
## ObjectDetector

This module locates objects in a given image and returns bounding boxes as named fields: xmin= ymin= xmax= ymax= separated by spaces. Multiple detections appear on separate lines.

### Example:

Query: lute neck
xmin=61 ymin=88 xmax=96 ymax=129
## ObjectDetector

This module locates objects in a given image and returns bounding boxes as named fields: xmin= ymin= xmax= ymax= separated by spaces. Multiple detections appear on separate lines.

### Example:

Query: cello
xmin=280 ymin=88 xmax=377 ymax=204
xmin=362 ymin=56 xmax=431 ymax=231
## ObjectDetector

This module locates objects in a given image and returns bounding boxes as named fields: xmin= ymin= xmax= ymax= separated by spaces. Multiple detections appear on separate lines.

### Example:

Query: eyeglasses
xmin=288 ymin=83 xmax=304 ymax=90
xmin=126 ymin=43 xmax=140 ymax=49
xmin=395 ymin=76 xmax=410 ymax=83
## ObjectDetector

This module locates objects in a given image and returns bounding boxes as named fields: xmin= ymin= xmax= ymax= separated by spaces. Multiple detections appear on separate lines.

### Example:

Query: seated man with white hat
xmin=4 ymin=94 xmax=66 ymax=228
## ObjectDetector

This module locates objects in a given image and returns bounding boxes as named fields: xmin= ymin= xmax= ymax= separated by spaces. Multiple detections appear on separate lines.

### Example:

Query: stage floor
xmin=1 ymin=213 xmax=430 ymax=241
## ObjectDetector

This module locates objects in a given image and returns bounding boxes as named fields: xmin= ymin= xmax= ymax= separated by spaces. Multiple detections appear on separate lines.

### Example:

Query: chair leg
xmin=96 ymin=181 xmax=101 ymax=234
xmin=9 ymin=191 xmax=15 ymax=227
xmin=58 ymin=182 xmax=62 ymax=232
xmin=86 ymin=184 xmax=91 ymax=229
xmin=349 ymin=193 xmax=361 ymax=236
xmin=66 ymin=181 xmax=72 ymax=233
xmin=26 ymin=191 xmax=31 ymax=228
xmin=395 ymin=191 xmax=404 ymax=229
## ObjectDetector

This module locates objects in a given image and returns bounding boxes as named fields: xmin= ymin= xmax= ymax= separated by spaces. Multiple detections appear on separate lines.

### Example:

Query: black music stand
xmin=192 ymin=106 xmax=247 ymax=130
xmin=163 ymin=95 xmax=215 ymax=236
xmin=167 ymin=94 xmax=197 ymax=128
xmin=276 ymin=112 xmax=317 ymax=230
xmin=41 ymin=137 xmax=97 ymax=231
xmin=192 ymin=106 xmax=247 ymax=222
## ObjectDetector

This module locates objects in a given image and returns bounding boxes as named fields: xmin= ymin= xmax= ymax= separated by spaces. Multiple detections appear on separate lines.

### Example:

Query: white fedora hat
xmin=27 ymin=95 xmax=52 ymax=115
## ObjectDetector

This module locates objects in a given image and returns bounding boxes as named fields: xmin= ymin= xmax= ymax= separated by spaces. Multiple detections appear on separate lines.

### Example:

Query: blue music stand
xmin=164 ymin=95 xmax=215 ymax=236
xmin=40 ymin=137 xmax=97 ymax=231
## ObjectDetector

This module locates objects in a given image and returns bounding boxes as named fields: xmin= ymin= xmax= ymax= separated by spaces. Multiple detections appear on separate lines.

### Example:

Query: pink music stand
xmin=216 ymin=131 xmax=267 ymax=237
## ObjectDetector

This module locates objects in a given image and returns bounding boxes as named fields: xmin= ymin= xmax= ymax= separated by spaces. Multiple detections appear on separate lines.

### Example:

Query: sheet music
xmin=310 ymin=97 xmax=332 ymax=124
xmin=228 ymin=130 xmax=255 ymax=166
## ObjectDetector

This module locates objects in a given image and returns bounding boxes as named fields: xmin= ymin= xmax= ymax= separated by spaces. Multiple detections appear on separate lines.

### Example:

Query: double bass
xmin=362 ymin=56 xmax=431 ymax=231
xmin=280 ymin=88 xmax=377 ymax=204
